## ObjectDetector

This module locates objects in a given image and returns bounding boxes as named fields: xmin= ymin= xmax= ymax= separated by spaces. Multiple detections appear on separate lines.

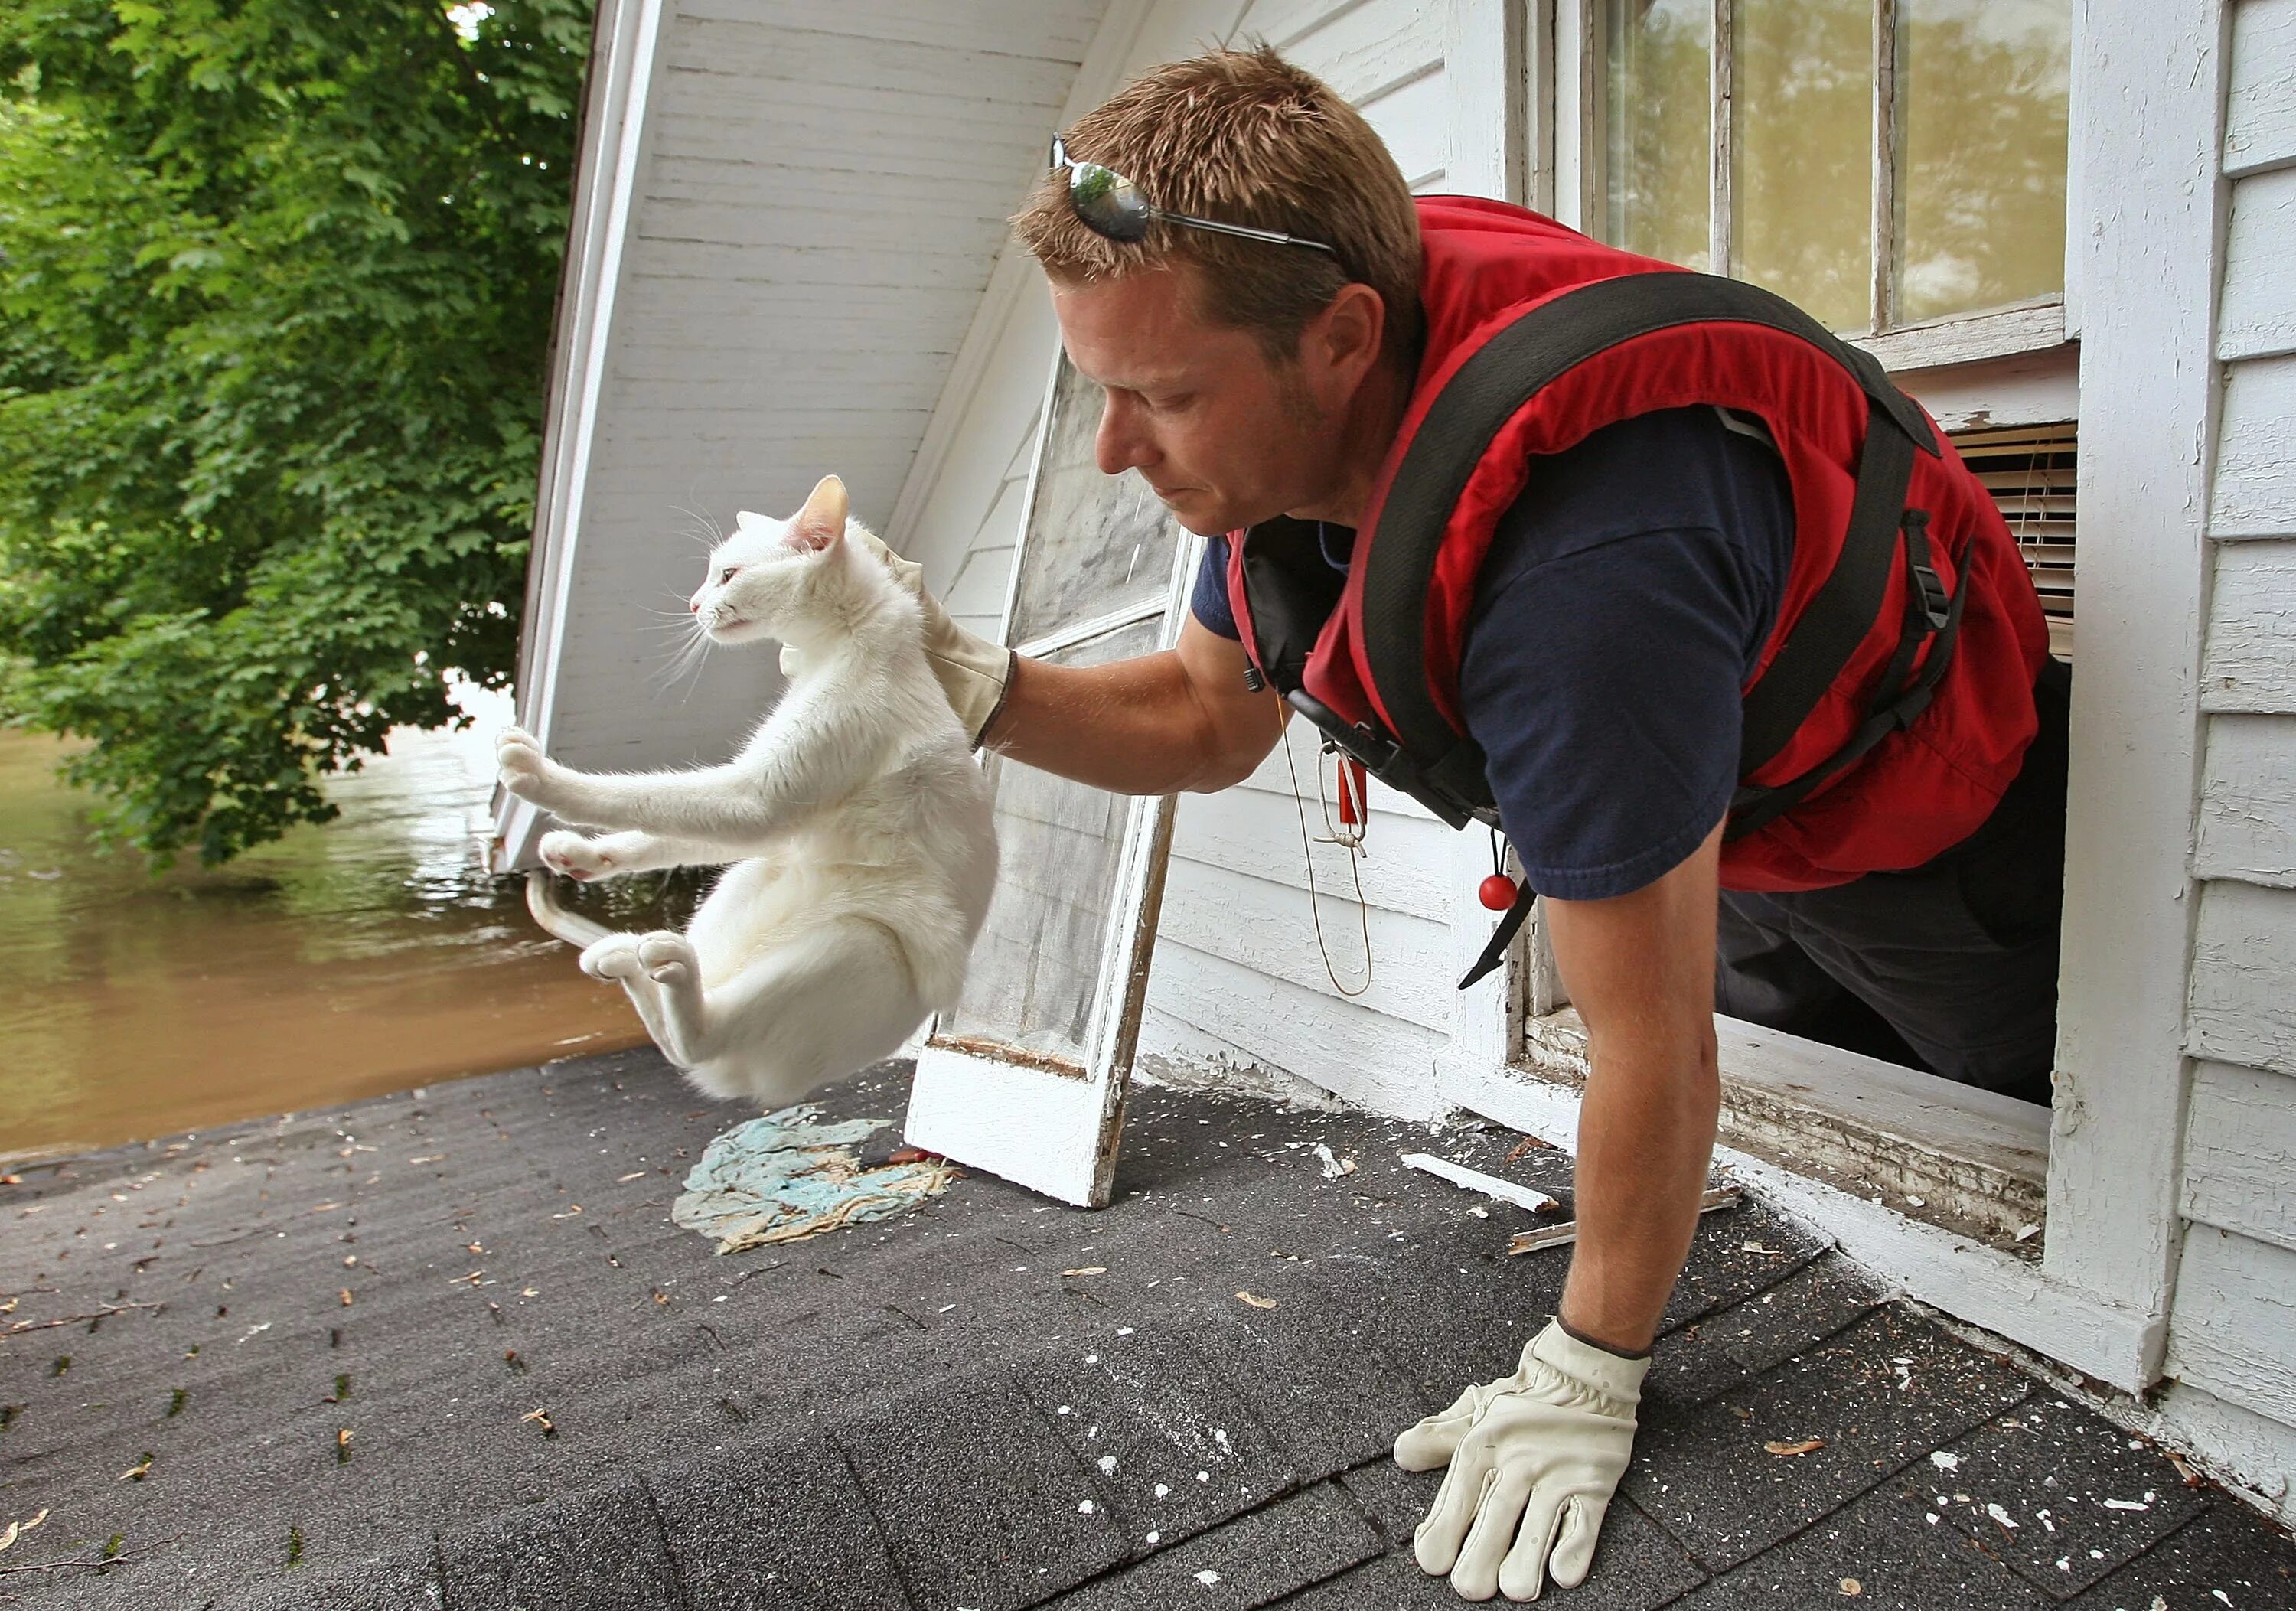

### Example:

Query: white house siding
xmin=533 ymin=0 xmax=1107 ymax=783
xmin=2163 ymin=0 xmax=2296 ymax=1482
xmin=893 ymin=0 xmax=1470 ymax=1120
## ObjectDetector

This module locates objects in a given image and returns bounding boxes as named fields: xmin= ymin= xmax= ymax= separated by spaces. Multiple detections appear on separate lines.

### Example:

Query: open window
xmin=1508 ymin=0 xmax=2079 ymax=1248
xmin=902 ymin=354 xmax=1200 ymax=1207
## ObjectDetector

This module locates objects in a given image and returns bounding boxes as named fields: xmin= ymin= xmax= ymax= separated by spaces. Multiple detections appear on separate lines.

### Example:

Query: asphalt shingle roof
xmin=1 ymin=1048 xmax=2289 ymax=1609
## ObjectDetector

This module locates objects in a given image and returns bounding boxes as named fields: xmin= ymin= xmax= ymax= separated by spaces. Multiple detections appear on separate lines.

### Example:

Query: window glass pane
xmin=938 ymin=616 xmax=1164 ymax=1066
xmin=1895 ymin=0 xmax=2070 ymax=323
xmin=1007 ymin=357 xmax=1184 ymax=648
xmin=1733 ymin=0 xmax=1873 ymax=332
xmin=1605 ymin=0 xmax=1711 ymax=270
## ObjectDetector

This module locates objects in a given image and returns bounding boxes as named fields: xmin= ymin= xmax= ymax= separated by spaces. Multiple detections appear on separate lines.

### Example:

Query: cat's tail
xmin=524 ymin=869 xmax=614 ymax=949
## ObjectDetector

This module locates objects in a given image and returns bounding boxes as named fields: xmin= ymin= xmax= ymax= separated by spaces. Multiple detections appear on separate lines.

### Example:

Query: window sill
xmin=1844 ymin=296 xmax=2068 ymax=376
xmin=1517 ymin=1009 xmax=2051 ymax=1255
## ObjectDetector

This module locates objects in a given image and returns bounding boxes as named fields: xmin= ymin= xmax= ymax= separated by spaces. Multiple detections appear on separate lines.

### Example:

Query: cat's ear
xmin=788 ymin=474 xmax=849 ymax=553
xmin=733 ymin=510 xmax=774 ymax=535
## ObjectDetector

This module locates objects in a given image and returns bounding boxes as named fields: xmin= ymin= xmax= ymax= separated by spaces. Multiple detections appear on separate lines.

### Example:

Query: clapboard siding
xmin=1140 ymin=943 xmax=1447 ymax=1116
xmin=2209 ymin=352 xmax=2296 ymax=540
xmin=2202 ymin=541 xmax=2296 ymax=713
xmin=674 ymin=0 xmax=1106 ymax=54
xmin=2171 ymin=7 xmax=2296 ymax=1435
xmin=659 ymin=16 xmax=1085 ymax=99
xmin=2183 ymin=1061 xmax=2296 ymax=1254
xmin=2164 ymin=1225 xmax=2296 ymax=1427
xmin=1362 ymin=57 xmax=1449 ymax=187
xmin=2188 ymin=879 xmax=2296 ymax=1078
xmin=2218 ymin=166 xmax=2296 ymax=361
xmin=1169 ymin=784 xmax=1456 ymax=922
xmin=2195 ymin=716 xmax=2296 ymax=887
xmin=1156 ymin=859 xmax=1454 ymax=1028
xmin=2225 ymin=0 xmax=2296 ymax=177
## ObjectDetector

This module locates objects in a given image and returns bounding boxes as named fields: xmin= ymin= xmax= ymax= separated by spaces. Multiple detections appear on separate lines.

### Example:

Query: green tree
xmin=0 ymin=0 xmax=589 ymax=863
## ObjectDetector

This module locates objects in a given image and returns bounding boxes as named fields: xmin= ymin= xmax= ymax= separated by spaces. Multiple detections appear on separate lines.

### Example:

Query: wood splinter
xmin=1505 ymin=1185 xmax=1743 ymax=1256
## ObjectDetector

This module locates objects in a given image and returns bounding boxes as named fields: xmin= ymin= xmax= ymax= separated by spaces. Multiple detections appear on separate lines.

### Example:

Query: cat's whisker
xmin=667 ymin=501 xmax=725 ymax=550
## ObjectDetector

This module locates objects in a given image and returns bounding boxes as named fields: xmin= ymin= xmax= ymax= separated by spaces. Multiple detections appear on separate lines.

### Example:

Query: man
xmin=883 ymin=46 xmax=2063 ymax=1604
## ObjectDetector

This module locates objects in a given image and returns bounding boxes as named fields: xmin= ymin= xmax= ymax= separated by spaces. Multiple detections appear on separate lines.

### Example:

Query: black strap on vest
xmin=1268 ymin=271 xmax=1951 ymax=987
xmin=1359 ymin=270 xmax=1936 ymax=795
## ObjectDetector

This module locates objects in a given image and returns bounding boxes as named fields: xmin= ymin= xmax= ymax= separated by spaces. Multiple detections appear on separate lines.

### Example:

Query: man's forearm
xmin=1542 ymin=822 xmax=1727 ymax=1356
xmin=1559 ymin=1031 xmax=1721 ymax=1354
xmin=984 ymin=647 xmax=1275 ymax=795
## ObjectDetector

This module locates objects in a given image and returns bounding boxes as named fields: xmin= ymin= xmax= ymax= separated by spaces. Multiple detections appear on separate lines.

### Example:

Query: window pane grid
xmin=1600 ymin=0 xmax=2069 ymax=337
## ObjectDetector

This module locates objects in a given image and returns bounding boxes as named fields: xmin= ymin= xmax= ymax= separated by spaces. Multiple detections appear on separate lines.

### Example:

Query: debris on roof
xmin=671 ymin=1105 xmax=957 ymax=1254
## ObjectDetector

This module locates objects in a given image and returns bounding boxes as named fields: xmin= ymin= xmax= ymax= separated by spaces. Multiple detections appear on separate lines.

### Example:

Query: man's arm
xmin=982 ymin=615 xmax=1287 ymax=796
xmin=1541 ymin=820 xmax=1726 ymax=1353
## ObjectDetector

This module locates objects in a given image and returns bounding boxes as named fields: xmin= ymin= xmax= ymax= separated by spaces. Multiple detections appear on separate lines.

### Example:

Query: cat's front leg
xmin=540 ymin=828 xmax=719 ymax=882
xmin=496 ymin=726 xmax=602 ymax=823
xmin=497 ymin=726 xmax=735 ymax=834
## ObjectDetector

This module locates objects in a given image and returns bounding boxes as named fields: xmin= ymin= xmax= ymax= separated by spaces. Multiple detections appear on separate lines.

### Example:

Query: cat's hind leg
xmin=638 ymin=920 xmax=928 ymax=1107
xmin=579 ymin=931 xmax=696 ymax=1067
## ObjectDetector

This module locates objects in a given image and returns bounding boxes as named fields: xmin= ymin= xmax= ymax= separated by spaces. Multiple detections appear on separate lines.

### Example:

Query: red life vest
xmin=1227 ymin=197 xmax=2047 ymax=904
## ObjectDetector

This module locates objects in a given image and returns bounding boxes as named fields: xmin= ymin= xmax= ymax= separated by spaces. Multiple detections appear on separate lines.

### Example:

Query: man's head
xmin=1012 ymin=47 xmax=1422 ymax=535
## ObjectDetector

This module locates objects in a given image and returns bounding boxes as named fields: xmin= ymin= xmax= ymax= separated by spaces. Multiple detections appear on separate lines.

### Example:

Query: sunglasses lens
xmin=1068 ymin=162 xmax=1152 ymax=243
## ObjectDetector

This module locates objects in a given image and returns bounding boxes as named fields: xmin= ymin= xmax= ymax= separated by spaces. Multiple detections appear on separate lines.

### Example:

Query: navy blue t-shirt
xmin=1190 ymin=406 xmax=1793 ymax=900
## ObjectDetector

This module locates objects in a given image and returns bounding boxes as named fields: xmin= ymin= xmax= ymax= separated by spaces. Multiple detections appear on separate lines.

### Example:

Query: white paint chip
xmin=1098 ymin=1456 xmax=1117 ymax=1476
xmin=1988 ymin=1503 xmax=2018 ymax=1529
xmin=1195 ymin=1570 xmax=1221 ymax=1587
xmin=1929 ymin=1451 xmax=1961 ymax=1472
xmin=1078 ymin=1500 xmax=1094 ymax=1515
xmin=1399 ymin=1153 xmax=1559 ymax=1213
xmin=1155 ymin=1484 xmax=1171 ymax=1498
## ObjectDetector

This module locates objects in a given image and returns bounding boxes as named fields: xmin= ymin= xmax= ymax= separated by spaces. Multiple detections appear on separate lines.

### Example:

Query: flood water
xmin=0 ymin=686 xmax=669 ymax=1159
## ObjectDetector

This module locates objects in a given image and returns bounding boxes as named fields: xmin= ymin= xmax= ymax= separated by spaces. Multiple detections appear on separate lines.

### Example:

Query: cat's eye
xmin=719 ymin=566 xmax=740 ymax=585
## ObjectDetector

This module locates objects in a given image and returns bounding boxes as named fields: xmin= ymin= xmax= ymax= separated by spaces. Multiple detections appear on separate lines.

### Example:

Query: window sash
xmin=1577 ymin=0 xmax=2069 ymax=346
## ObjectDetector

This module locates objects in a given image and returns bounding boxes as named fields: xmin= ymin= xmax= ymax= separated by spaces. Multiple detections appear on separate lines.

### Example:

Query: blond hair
xmin=1013 ymin=45 xmax=1423 ymax=366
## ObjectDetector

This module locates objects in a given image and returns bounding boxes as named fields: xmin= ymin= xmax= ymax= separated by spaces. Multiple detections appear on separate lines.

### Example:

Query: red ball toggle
xmin=1477 ymin=873 xmax=1519 ymax=911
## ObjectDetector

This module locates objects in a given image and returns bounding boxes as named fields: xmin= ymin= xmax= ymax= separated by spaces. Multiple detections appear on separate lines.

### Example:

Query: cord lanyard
xmin=1282 ymin=735 xmax=1374 ymax=996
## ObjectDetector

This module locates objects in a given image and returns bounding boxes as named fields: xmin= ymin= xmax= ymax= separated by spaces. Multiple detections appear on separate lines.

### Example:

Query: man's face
xmin=1050 ymin=265 xmax=1348 ymax=536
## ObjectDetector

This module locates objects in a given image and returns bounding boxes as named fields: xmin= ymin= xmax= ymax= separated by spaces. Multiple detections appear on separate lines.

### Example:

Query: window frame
xmin=1549 ymin=0 xmax=2078 ymax=373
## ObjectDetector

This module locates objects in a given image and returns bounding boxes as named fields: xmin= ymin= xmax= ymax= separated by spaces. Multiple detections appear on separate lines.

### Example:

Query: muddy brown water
xmin=0 ymin=687 xmax=680 ymax=1159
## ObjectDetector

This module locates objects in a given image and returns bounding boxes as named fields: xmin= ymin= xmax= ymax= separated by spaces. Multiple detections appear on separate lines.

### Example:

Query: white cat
xmin=497 ymin=474 xmax=997 ymax=1107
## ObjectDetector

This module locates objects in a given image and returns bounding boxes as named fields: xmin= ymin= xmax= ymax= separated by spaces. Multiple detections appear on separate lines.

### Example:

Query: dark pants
xmin=1716 ymin=659 xmax=2070 ymax=1105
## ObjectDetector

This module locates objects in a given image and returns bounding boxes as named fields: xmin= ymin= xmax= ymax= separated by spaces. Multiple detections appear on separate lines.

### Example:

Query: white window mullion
xmin=1710 ymin=0 xmax=1735 ymax=276
xmin=1871 ymin=0 xmax=1900 ymax=334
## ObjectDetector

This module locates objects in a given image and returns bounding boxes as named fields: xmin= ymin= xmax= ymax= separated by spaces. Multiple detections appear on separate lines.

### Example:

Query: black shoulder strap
xmin=1358 ymin=270 xmax=1937 ymax=784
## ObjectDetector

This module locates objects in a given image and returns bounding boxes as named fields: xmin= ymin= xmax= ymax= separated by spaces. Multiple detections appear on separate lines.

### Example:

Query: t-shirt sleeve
xmin=1457 ymin=409 xmax=1791 ymax=900
xmin=1189 ymin=535 xmax=1241 ymax=639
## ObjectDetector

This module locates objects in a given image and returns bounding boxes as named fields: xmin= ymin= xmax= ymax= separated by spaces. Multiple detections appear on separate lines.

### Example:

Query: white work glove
xmin=778 ymin=529 xmax=1013 ymax=746
xmin=1396 ymin=1318 xmax=1649 ymax=1602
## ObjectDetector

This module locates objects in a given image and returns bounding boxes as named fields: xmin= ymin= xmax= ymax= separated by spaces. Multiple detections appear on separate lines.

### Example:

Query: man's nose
xmin=1094 ymin=395 xmax=1151 ymax=478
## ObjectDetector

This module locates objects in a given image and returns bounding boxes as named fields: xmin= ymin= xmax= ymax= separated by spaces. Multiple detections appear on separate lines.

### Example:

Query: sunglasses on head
xmin=1050 ymin=136 xmax=1339 ymax=257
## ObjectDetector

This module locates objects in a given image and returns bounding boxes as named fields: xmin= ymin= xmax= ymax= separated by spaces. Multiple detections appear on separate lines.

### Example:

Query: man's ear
xmin=788 ymin=474 xmax=849 ymax=553
xmin=1302 ymin=283 xmax=1388 ymax=399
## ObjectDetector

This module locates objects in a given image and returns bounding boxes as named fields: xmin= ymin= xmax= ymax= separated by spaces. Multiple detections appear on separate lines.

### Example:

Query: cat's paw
xmin=540 ymin=830 xmax=614 ymax=882
xmin=496 ymin=726 xmax=553 ymax=799
xmin=578 ymin=932 xmax=646 ymax=982
xmin=637 ymin=930 xmax=699 ymax=988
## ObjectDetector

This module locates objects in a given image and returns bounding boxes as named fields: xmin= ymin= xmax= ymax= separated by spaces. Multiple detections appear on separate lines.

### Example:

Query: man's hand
xmin=780 ymin=530 xmax=1013 ymax=743
xmin=1397 ymin=1319 xmax=1649 ymax=1601
xmin=1400 ymin=823 xmax=1724 ymax=1601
